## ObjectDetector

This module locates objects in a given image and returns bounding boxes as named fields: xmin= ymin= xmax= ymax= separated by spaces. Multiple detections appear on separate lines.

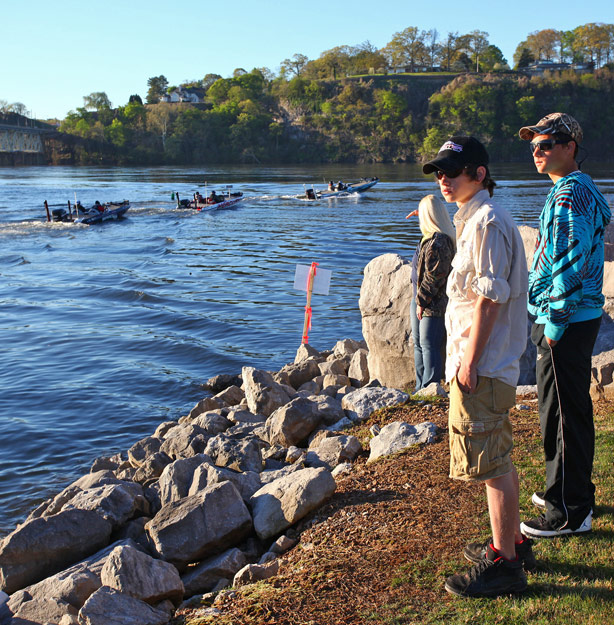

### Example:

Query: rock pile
xmin=0 ymin=339 xmax=437 ymax=625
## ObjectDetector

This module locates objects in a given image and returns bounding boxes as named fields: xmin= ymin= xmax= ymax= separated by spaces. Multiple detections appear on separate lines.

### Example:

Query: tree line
xmin=44 ymin=22 xmax=614 ymax=165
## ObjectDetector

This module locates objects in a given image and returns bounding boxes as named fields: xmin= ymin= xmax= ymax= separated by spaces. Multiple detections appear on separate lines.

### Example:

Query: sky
xmin=2 ymin=0 xmax=613 ymax=120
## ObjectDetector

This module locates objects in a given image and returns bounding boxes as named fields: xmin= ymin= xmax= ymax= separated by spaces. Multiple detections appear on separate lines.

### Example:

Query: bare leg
xmin=485 ymin=467 xmax=521 ymax=560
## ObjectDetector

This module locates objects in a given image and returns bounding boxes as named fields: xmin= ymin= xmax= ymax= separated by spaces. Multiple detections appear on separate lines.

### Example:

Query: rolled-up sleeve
xmin=470 ymin=222 xmax=512 ymax=304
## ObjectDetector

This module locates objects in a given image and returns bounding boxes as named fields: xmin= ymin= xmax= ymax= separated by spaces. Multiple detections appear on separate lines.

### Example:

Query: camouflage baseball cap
xmin=518 ymin=112 xmax=583 ymax=144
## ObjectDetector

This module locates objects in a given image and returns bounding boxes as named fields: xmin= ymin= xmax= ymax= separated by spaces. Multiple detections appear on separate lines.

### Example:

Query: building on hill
xmin=159 ymin=86 xmax=207 ymax=104
xmin=522 ymin=60 xmax=594 ymax=75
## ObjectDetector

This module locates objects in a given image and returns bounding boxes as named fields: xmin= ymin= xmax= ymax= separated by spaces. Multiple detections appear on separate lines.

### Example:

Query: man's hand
xmin=416 ymin=305 xmax=423 ymax=320
xmin=546 ymin=336 xmax=558 ymax=348
xmin=406 ymin=209 xmax=419 ymax=219
xmin=456 ymin=362 xmax=478 ymax=394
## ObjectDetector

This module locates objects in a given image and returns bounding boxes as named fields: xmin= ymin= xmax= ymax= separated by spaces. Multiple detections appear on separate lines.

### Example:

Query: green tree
xmin=480 ymin=45 xmax=508 ymax=72
xmin=281 ymin=53 xmax=309 ymax=77
xmin=513 ymin=44 xmax=535 ymax=69
xmin=525 ymin=29 xmax=560 ymax=61
xmin=83 ymin=92 xmax=111 ymax=111
xmin=146 ymin=75 xmax=169 ymax=104
xmin=382 ymin=27 xmax=427 ymax=71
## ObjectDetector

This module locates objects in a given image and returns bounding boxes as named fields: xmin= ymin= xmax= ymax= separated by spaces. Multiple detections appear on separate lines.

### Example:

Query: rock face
xmin=242 ymin=367 xmax=294 ymax=417
xmin=0 ymin=509 xmax=112 ymax=595
xmin=262 ymin=397 xmax=322 ymax=447
xmin=100 ymin=544 xmax=183 ymax=606
xmin=181 ymin=548 xmax=247 ymax=597
xmin=368 ymin=421 xmax=439 ymax=463
xmin=359 ymin=253 xmax=414 ymax=389
xmin=145 ymin=481 xmax=252 ymax=568
xmin=78 ymin=586 xmax=170 ymax=625
xmin=341 ymin=387 xmax=409 ymax=422
xmin=250 ymin=467 xmax=336 ymax=540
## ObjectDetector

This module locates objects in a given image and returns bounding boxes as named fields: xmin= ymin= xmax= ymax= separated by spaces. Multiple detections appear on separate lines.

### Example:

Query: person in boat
xmin=208 ymin=191 xmax=221 ymax=204
xmin=195 ymin=192 xmax=205 ymax=204
xmin=328 ymin=181 xmax=334 ymax=191
xmin=93 ymin=201 xmax=104 ymax=213
xmin=336 ymin=181 xmax=346 ymax=191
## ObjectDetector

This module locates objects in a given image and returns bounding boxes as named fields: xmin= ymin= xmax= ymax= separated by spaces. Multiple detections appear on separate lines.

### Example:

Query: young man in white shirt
xmin=423 ymin=136 xmax=532 ymax=597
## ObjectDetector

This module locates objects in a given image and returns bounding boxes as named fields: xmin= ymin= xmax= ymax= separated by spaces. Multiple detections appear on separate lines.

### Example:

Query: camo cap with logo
xmin=518 ymin=112 xmax=583 ymax=144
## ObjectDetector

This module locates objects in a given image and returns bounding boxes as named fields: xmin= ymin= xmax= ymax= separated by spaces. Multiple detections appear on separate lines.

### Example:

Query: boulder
xmin=294 ymin=343 xmax=321 ymax=364
xmin=242 ymin=367 xmax=294 ymax=417
xmin=7 ymin=596 xmax=78 ymax=624
xmin=518 ymin=225 xmax=538 ymax=268
xmin=368 ymin=421 xmax=438 ymax=463
xmin=298 ymin=380 xmax=321 ymax=395
xmin=181 ymin=548 xmax=247 ymax=597
xmin=101 ymin=544 xmax=183 ymax=606
xmin=233 ymin=561 xmax=279 ymax=588
xmin=262 ymin=397 xmax=322 ymax=447
xmin=332 ymin=338 xmax=362 ymax=359
xmin=153 ymin=422 xmax=180 ymax=439
xmin=359 ymin=253 xmax=414 ymax=388
xmin=0 ymin=509 xmax=112 ymax=595
xmin=61 ymin=482 xmax=147 ymax=528
xmin=250 ymin=467 xmax=336 ymax=540
xmin=128 ymin=437 xmax=162 ymax=468
xmin=348 ymin=348 xmax=369 ymax=386
xmin=78 ymin=586 xmax=169 ymax=625
xmin=190 ymin=413 xmax=232 ymax=436
xmin=158 ymin=455 xmax=212 ymax=507
xmin=159 ymin=424 xmax=208 ymax=460
xmin=146 ymin=481 xmax=252 ymax=568
xmin=187 ymin=397 xmax=223 ymax=420
xmin=213 ymin=385 xmax=245 ymax=407
xmin=342 ymin=386 xmax=409 ymax=422
xmin=412 ymin=382 xmax=448 ymax=398
xmin=322 ymin=374 xmax=350 ymax=389
xmin=305 ymin=435 xmax=363 ymax=470
xmin=190 ymin=464 xmax=262 ymax=502
xmin=308 ymin=395 xmax=345 ymax=425
xmin=133 ymin=452 xmax=173 ymax=483
xmin=259 ymin=463 xmax=306 ymax=485
xmin=204 ymin=435 xmax=263 ymax=473
xmin=318 ymin=359 xmax=347 ymax=376
xmin=202 ymin=373 xmax=242 ymax=395
xmin=278 ymin=358 xmax=321 ymax=390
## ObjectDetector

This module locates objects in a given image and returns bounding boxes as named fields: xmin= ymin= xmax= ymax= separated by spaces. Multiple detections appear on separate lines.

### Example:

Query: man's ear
xmin=476 ymin=165 xmax=486 ymax=183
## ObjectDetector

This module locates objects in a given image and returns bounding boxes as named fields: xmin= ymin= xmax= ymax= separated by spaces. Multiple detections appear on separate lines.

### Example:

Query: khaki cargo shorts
xmin=448 ymin=375 xmax=515 ymax=481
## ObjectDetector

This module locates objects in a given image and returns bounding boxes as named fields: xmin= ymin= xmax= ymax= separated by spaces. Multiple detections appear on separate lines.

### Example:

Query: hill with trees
xmin=23 ymin=22 xmax=614 ymax=165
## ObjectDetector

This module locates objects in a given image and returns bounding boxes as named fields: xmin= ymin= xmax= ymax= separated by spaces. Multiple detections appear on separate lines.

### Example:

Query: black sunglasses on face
xmin=529 ymin=138 xmax=570 ymax=154
xmin=434 ymin=167 xmax=465 ymax=180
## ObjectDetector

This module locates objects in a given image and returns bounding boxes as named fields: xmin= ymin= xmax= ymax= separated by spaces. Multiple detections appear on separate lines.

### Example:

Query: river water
xmin=1 ymin=162 xmax=612 ymax=536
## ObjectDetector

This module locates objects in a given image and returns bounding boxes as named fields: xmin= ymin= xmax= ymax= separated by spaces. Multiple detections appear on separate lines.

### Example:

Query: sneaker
xmin=463 ymin=536 xmax=537 ymax=572
xmin=520 ymin=511 xmax=592 ymax=538
xmin=445 ymin=545 xmax=527 ymax=598
xmin=531 ymin=491 xmax=546 ymax=510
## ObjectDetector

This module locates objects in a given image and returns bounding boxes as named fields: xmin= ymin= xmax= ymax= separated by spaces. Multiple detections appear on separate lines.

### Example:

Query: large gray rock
xmin=7 ymin=539 xmax=143 ymax=619
xmin=78 ymin=586 xmax=169 ymax=625
xmin=181 ymin=548 xmax=247 ymax=597
xmin=242 ymin=367 xmax=294 ymax=417
xmin=305 ymin=435 xmax=363 ymax=470
xmin=262 ymin=397 xmax=322 ymax=447
xmin=308 ymin=394 xmax=346 ymax=426
xmin=318 ymin=359 xmax=347 ymax=377
xmin=213 ymin=385 xmax=245 ymax=407
xmin=190 ymin=413 xmax=232 ymax=436
xmin=359 ymin=254 xmax=415 ymax=388
xmin=128 ymin=437 xmax=162 ymax=468
xmin=146 ymin=481 xmax=252 ymax=568
xmin=159 ymin=424 xmax=208 ymax=460
xmin=189 ymin=464 xmax=262 ymax=502
xmin=204 ymin=434 xmax=263 ymax=473
xmin=61 ymin=482 xmax=147 ymax=528
xmin=348 ymin=348 xmax=369 ymax=386
xmin=294 ymin=343 xmax=321 ymax=364
xmin=101 ymin=544 xmax=184 ymax=606
xmin=341 ymin=386 xmax=409 ymax=422
xmin=278 ymin=358 xmax=321 ymax=390
xmin=158 ymin=455 xmax=212 ymax=507
xmin=27 ymin=471 xmax=121 ymax=521
xmin=250 ymin=467 xmax=336 ymax=540
xmin=368 ymin=421 xmax=438 ymax=463
xmin=187 ymin=397 xmax=224 ymax=420
xmin=7 ymin=596 xmax=78 ymax=624
xmin=0 ymin=509 xmax=112 ymax=595
xmin=332 ymin=338 xmax=362 ymax=359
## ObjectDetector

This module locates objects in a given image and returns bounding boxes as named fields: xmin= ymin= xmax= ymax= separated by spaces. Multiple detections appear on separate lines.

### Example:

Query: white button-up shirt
xmin=445 ymin=189 xmax=528 ymax=387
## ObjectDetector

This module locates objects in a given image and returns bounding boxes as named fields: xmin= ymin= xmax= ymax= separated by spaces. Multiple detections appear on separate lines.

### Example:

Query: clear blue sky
xmin=2 ymin=0 xmax=612 ymax=120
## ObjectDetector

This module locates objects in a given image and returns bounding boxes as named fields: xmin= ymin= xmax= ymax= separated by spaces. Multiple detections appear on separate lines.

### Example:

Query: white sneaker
xmin=520 ymin=510 xmax=592 ymax=538
xmin=531 ymin=491 xmax=546 ymax=510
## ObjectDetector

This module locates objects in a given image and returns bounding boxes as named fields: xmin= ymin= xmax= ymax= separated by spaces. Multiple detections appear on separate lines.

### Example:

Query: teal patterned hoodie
xmin=528 ymin=171 xmax=611 ymax=340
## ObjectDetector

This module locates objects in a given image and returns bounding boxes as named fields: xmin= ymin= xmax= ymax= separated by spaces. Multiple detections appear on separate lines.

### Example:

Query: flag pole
xmin=301 ymin=262 xmax=318 ymax=344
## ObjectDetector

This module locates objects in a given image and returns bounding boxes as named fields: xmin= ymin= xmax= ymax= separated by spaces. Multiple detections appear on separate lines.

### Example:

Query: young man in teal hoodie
xmin=518 ymin=113 xmax=611 ymax=538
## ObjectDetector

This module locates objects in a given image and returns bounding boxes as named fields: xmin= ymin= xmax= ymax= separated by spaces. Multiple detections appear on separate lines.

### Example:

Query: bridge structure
xmin=0 ymin=123 xmax=45 ymax=154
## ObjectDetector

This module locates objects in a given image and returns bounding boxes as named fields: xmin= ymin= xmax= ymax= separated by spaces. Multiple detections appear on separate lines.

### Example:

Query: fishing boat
xmin=45 ymin=200 xmax=130 ymax=224
xmin=302 ymin=177 xmax=379 ymax=200
xmin=175 ymin=187 xmax=243 ymax=211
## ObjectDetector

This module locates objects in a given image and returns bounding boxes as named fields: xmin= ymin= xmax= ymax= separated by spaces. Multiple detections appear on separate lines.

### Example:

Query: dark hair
xmin=553 ymin=132 xmax=579 ymax=158
xmin=465 ymin=164 xmax=497 ymax=197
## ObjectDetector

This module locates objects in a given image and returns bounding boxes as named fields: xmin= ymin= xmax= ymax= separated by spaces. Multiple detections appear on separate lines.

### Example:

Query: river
xmin=1 ymin=162 xmax=612 ymax=536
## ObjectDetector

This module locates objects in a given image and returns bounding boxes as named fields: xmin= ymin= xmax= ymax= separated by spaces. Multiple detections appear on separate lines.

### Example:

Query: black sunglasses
xmin=529 ymin=138 xmax=570 ymax=154
xmin=434 ymin=167 xmax=465 ymax=180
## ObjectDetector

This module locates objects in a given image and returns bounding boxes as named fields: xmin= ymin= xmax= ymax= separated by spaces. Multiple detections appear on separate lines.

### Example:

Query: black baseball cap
xmin=422 ymin=136 xmax=489 ymax=175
